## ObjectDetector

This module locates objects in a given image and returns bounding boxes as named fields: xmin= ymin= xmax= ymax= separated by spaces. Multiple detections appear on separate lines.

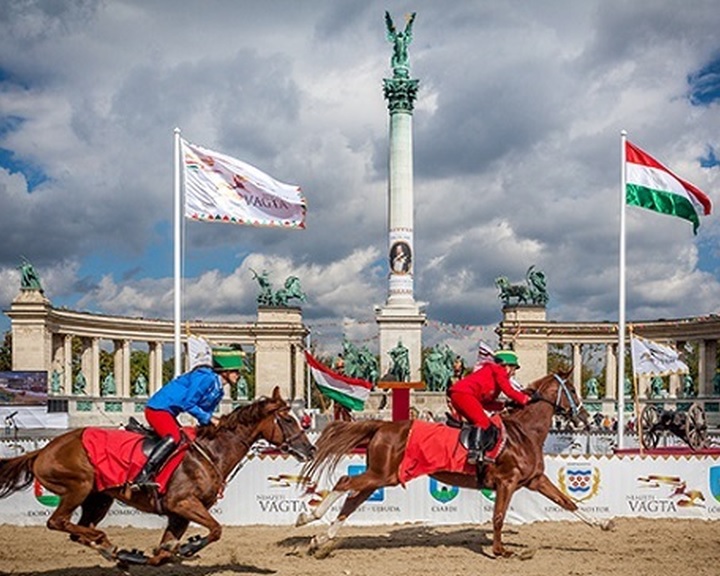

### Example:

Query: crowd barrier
xmin=0 ymin=443 xmax=718 ymax=528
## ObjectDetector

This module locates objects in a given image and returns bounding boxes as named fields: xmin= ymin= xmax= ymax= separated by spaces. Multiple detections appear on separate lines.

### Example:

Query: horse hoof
xmin=178 ymin=534 xmax=208 ymax=558
xmin=116 ymin=548 xmax=149 ymax=565
xmin=312 ymin=538 xmax=339 ymax=560
xmin=518 ymin=548 xmax=535 ymax=560
xmin=295 ymin=512 xmax=311 ymax=527
xmin=601 ymin=518 xmax=615 ymax=531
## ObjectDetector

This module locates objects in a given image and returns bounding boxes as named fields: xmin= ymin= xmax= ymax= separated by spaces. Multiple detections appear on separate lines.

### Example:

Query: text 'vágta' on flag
xmin=630 ymin=336 xmax=689 ymax=377
xmin=305 ymin=351 xmax=373 ymax=412
xmin=626 ymin=141 xmax=712 ymax=234
xmin=181 ymin=138 xmax=306 ymax=228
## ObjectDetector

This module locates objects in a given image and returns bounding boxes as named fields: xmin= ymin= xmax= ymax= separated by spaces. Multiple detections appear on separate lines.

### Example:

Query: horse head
xmin=262 ymin=386 xmax=315 ymax=460
xmin=529 ymin=368 xmax=590 ymax=429
xmin=235 ymin=387 xmax=315 ymax=461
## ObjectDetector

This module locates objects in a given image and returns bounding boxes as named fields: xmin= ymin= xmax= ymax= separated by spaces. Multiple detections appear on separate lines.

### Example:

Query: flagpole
xmin=173 ymin=127 xmax=183 ymax=377
xmin=617 ymin=130 xmax=628 ymax=449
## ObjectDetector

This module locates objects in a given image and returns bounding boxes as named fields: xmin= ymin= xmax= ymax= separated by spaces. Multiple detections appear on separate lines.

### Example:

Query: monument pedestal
xmin=376 ymin=304 xmax=426 ymax=383
xmin=377 ymin=380 xmax=425 ymax=421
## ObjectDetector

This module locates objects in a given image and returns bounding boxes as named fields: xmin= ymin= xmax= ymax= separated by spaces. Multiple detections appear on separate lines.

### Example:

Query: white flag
xmin=630 ymin=336 xmax=689 ymax=377
xmin=187 ymin=335 xmax=212 ymax=370
xmin=181 ymin=138 xmax=306 ymax=228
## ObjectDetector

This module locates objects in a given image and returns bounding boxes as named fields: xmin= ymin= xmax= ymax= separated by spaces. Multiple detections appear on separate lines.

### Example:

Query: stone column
xmin=113 ymin=340 xmax=128 ymax=398
xmin=376 ymin=23 xmax=425 ymax=384
xmin=149 ymin=341 xmax=164 ymax=391
xmin=698 ymin=339 xmax=716 ymax=396
xmin=254 ymin=307 xmax=307 ymax=400
xmin=63 ymin=335 xmax=73 ymax=392
xmin=604 ymin=344 xmax=617 ymax=400
xmin=572 ymin=343 xmax=582 ymax=396
xmin=7 ymin=289 xmax=52 ymax=371
xmin=497 ymin=306 xmax=548 ymax=385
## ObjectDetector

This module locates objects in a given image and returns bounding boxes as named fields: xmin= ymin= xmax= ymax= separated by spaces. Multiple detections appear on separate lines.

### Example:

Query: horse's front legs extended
xmin=490 ymin=482 xmax=518 ymax=557
xmin=149 ymin=497 xmax=220 ymax=566
xmin=529 ymin=474 xmax=614 ymax=531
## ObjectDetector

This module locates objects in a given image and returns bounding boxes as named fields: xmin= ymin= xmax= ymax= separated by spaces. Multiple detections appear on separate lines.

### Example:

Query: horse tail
xmin=0 ymin=451 xmax=40 ymax=498
xmin=301 ymin=420 xmax=385 ymax=482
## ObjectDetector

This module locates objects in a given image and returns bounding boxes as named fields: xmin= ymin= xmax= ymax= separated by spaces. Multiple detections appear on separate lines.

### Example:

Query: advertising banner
xmin=0 ymin=452 xmax=717 ymax=527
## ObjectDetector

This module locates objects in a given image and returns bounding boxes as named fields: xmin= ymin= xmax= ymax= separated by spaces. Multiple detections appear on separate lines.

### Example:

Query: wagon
xmin=639 ymin=402 xmax=708 ymax=450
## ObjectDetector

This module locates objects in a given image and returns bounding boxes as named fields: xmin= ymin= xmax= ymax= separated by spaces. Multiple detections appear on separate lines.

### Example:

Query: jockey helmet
xmin=493 ymin=350 xmax=520 ymax=368
xmin=212 ymin=347 xmax=244 ymax=372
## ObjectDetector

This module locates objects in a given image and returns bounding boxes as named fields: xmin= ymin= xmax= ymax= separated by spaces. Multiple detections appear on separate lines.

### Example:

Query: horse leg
xmin=46 ymin=490 xmax=114 ymax=554
xmin=529 ymin=474 xmax=614 ymax=531
xmin=309 ymin=470 xmax=388 ymax=557
xmin=295 ymin=489 xmax=345 ymax=526
xmin=490 ymin=482 xmax=518 ymax=558
xmin=147 ymin=496 xmax=220 ymax=566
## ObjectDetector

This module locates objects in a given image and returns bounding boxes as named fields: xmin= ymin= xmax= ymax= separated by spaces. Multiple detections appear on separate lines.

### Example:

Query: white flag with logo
xmin=630 ymin=336 xmax=689 ymax=377
xmin=182 ymin=138 xmax=306 ymax=228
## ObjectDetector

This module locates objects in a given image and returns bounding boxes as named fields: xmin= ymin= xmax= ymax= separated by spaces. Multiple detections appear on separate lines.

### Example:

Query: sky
xmin=0 ymin=0 xmax=719 ymax=361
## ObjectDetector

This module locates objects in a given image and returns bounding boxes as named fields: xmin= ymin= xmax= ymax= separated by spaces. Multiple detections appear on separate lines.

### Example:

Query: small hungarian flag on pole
xmin=625 ymin=140 xmax=712 ymax=234
xmin=305 ymin=351 xmax=372 ymax=411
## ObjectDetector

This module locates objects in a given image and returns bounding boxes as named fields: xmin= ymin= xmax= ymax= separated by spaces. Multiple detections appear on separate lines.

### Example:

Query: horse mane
xmin=195 ymin=395 xmax=278 ymax=440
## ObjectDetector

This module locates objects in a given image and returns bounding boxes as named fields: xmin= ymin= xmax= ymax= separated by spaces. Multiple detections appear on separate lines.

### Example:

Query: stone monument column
xmin=376 ymin=11 xmax=426 ymax=382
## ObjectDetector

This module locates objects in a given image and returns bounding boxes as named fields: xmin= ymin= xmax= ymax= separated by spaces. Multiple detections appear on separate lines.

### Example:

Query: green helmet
xmin=212 ymin=347 xmax=244 ymax=371
xmin=493 ymin=350 xmax=520 ymax=367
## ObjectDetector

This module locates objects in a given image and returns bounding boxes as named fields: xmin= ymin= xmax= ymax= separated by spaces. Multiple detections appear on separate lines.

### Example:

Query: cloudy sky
xmin=1 ymin=0 xmax=718 ymax=358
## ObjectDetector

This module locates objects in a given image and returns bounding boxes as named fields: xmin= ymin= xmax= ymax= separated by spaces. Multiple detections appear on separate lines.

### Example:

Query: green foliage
xmin=0 ymin=331 xmax=12 ymax=371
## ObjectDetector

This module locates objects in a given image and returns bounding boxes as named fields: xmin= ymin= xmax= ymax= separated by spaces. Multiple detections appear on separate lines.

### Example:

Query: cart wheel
xmin=640 ymin=404 xmax=661 ymax=449
xmin=685 ymin=403 xmax=708 ymax=451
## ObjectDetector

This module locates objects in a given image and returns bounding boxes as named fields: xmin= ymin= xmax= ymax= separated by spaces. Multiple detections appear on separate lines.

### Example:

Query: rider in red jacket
xmin=448 ymin=350 xmax=531 ymax=464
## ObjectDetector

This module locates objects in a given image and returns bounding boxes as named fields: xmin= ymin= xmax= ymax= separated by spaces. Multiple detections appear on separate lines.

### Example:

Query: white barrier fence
xmin=1 ymin=448 xmax=718 ymax=528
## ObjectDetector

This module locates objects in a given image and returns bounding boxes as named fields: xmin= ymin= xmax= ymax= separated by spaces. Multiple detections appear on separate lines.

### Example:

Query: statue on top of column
xmin=385 ymin=11 xmax=416 ymax=78
xmin=18 ymin=257 xmax=43 ymax=292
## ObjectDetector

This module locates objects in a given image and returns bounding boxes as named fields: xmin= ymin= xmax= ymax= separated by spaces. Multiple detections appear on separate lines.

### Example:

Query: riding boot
xmin=132 ymin=436 xmax=177 ymax=489
xmin=480 ymin=424 xmax=501 ymax=463
xmin=466 ymin=427 xmax=483 ymax=466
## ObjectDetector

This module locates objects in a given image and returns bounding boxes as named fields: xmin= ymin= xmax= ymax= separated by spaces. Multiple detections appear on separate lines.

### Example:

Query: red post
xmin=377 ymin=381 xmax=425 ymax=421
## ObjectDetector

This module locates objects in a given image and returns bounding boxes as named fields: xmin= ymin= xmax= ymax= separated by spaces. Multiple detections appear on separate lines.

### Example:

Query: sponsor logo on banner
xmin=429 ymin=478 xmax=458 ymax=503
xmin=256 ymin=474 xmax=312 ymax=515
xmin=429 ymin=478 xmax=459 ymax=512
xmin=627 ymin=474 xmax=705 ymax=514
xmin=708 ymin=466 xmax=720 ymax=514
xmin=558 ymin=463 xmax=600 ymax=502
xmin=34 ymin=479 xmax=59 ymax=507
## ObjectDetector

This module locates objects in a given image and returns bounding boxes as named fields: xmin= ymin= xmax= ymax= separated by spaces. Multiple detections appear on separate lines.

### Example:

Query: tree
xmin=0 ymin=331 xmax=12 ymax=371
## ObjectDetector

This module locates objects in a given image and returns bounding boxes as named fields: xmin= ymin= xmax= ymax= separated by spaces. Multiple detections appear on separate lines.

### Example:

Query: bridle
xmin=532 ymin=373 xmax=583 ymax=420
xmin=271 ymin=408 xmax=308 ymax=457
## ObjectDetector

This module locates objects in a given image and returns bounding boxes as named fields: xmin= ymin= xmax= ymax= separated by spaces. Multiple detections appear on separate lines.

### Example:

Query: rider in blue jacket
xmin=131 ymin=345 xmax=243 ymax=489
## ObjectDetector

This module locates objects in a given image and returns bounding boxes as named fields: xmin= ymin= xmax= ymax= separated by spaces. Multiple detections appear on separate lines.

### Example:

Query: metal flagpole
xmin=173 ymin=127 xmax=183 ymax=377
xmin=617 ymin=130 xmax=628 ymax=449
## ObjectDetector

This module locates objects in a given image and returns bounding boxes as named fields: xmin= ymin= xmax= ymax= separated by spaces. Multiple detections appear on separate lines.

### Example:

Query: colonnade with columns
xmin=6 ymin=289 xmax=307 ymax=425
xmin=498 ymin=305 xmax=720 ymax=405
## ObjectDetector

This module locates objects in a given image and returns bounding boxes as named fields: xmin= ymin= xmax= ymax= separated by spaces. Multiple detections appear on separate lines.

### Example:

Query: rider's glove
xmin=528 ymin=389 xmax=543 ymax=403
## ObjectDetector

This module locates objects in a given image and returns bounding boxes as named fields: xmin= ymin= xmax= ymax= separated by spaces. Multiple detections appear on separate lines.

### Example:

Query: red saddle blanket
xmin=82 ymin=428 xmax=196 ymax=494
xmin=398 ymin=420 xmax=476 ymax=485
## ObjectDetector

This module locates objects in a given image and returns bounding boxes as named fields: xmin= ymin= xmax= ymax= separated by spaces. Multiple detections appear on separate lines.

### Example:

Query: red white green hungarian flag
xmin=305 ymin=351 xmax=372 ymax=411
xmin=626 ymin=141 xmax=712 ymax=234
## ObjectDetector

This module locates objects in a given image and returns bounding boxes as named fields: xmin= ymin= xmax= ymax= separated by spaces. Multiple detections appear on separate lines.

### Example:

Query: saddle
xmin=124 ymin=417 xmax=162 ymax=457
xmin=446 ymin=412 xmax=506 ymax=463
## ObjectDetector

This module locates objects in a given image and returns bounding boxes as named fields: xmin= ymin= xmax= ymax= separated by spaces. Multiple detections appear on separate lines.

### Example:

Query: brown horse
xmin=0 ymin=386 xmax=315 ymax=567
xmin=297 ymin=369 xmax=613 ymax=557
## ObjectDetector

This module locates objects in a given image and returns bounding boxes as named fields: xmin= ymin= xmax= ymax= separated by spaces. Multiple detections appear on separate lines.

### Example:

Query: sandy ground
xmin=0 ymin=518 xmax=717 ymax=576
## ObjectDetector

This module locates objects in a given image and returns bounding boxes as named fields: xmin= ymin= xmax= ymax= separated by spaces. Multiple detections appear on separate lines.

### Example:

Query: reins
xmin=187 ymin=403 xmax=301 ymax=498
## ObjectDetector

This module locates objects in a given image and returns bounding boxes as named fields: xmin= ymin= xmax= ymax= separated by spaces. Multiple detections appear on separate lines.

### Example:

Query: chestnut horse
xmin=297 ymin=369 xmax=613 ymax=557
xmin=0 ymin=386 xmax=315 ymax=567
